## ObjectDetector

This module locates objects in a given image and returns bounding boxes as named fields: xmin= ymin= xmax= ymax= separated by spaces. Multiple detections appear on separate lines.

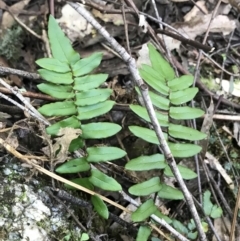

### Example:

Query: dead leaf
xmin=2 ymin=0 xmax=30 ymax=29
xmin=57 ymin=4 xmax=93 ymax=42
xmin=205 ymin=152 xmax=234 ymax=190
xmin=137 ymin=43 xmax=151 ymax=68
xmin=92 ymin=8 xmax=124 ymax=26
xmin=160 ymin=14 xmax=236 ymax=51
xmin=229 ymin=0 xmax=240 ymax=11
xmin=221 ymin=79 xmax=240 ymax=97
xmin=184 ymin=1 xmax=208 ymax=22
xmin=212 ymin=217 xmax=232 ymax=241
xmin=53 ymin=127 xmax=82 ymax=164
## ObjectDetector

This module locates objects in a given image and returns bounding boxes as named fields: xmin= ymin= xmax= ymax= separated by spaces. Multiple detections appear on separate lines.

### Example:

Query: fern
xmin=125 ymin=44 xmax=207 ymax=226
xmin=36 ymin=15 xmax=209 ymax=239
xmin=36 ymin=15 xmax=125 ymax=219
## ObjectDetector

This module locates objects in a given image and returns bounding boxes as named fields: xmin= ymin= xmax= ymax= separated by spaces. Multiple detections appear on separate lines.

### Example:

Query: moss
xmin=0 ymin=25 xmax=23 ymax=62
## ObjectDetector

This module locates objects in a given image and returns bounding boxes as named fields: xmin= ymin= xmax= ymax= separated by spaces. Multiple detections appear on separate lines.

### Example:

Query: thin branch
xmin=0 ymin=78 xmax=50 ymax=125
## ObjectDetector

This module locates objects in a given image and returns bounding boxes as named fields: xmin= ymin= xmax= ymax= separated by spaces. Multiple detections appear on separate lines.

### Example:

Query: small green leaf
xmin=38 ymin=101 xmax=76 ymax=116
xmin=46 ymin=116 xmax=80 ymax=135
xmin=72 ymin=52 xmax=102 ymax=77
xmin=87 ymin=146 xmax=126 ymax=162
xmin=148 ymin=43 xmax=175 ymax=81
xmin=170 ymin=88 xmax=198 ymax=105
xmin=136 ymin=226 xmax=151 ymax=241
xmin=89 ymin=169 xmax=122 ymax=191
xmin=38 ymin=69 xmax=73 ymax=84
xmin=168 ymin=143 xmax=201 ymax=158
xmin=131 ymin=199 xmax=157 ymax=222
xmin=129 ymin=177 xmax=162 ymax=196
xmin=164 ymin=165 xmax=197 ymax=180
xmin=65 ymin=177 xmax=94 ymax=190
xmin=139 ymin=66 xmax=169 ymax=95
xmin=187 ymin=232 xmax=198 ymax=240
xmin=210 ymin=205 xmax=222 ymax=219
xmin=154 ymin=210 xmax=172 ymax=224
xmin=74 ymin=74 xmax=108 ymax=91
xmin=55 ymin=157 xmax=90 ymax=173
xmin=135 ymin=87 xmax=170 ymax=111
xmin=69 ymin=136 xmax=84 ymax=152
xmin=149 ymin=90 xmax=170 ymax=110
xmin=168 ymin=75 xmax=194 ymax=91
xmin=169 ymin=124 xmax=207 ymax=141
xmin=75 ymin=89 xmax=112 ymax=106
xmin=91 ymin=195 xmax=109 ymax=219
xmin=80 ymin=233 xmax=89 ymax=241
xmin=36 ymin=58 xmax=71 ymax=73
xmin=48 ymin=15 xmax=80 ymax=65
xmin=130 ymin=105 xmax=169 ymax=127
xmin=170 ymin=107 xmax=204 ymax=120
xmin=37 ymin=83 xmax=74 ymax=99
xmin=158 ymin=184 xmax=184 ymax=200
xmin=172 ymin=219 xmax=188 ymax=235
xmin=129 ymin=126 xmax=168 ymax=145
xmin=202 ymin=222 xmax=209 ymax=233
xmin=82 ymin=122 xmax=121 ymax=139
xmin=77 ymin=100 xmax=115 ymax=120
xmin=125 ymin=154 xmax=166 ymax=171
xmin=203 ymin=190 xmax=213 ymax=216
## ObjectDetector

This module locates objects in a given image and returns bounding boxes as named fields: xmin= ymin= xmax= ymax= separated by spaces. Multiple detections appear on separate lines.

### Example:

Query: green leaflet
xmin=129 ymin=126 xmax=168 ymax=144
xmin=82 ymin=122 xmax=121 ymax=139
xmin=48 ymin=15 xmax=79 ymax=65
xmin=36 ymin=58 xmax=71 ymax=73
xmin=135 ymin=87 xmax=170 ymax=110
xmin=131 ymin=199 xmax=157 ymax=222
xmin=168 ymin=142 xmax=202 ymax=158
xmin=130 ymin=105 xmax=169 ymax=126
xmin=38 ymin=69 xmax=73 ymax=84
xmin=168 ymin=75 xmax=194 ymax=91
xmin=77 ymin=100 xmax=115 ymax=120
xmin=129 ymin=177 xmax=162 ymax=196
xmin=72 ymin=52 xmax=103 ymax=77
xmin=46 ymin=116 xmax=80 ymax=135
xmin=125 ymin=154 xmax=166 ymax=171
xmin=81 ymin=234 xmax=89 ymax=241
xmin=75 ymin=89 xmax=112 ymax=106
xmin=37 ymin=83 xmax=74 ymax=99
xmin=139 ymin=66 xmax=169 ymax=95
xmin=89 ymin=169 xmax=122 ymax=191
xmin=169 ymin=124 xmax=207 ymax=141
xmin=149 ymin=90 xmax=170 ymax=110
xmin=154 ymin=210 xmax=172 ymax=224
xmin=203 ymin=190 xmax=213 ymax=216
xmin=170 ymin=106 xmax=204 ymax=120
xmin=158 ymin=184 xmax=184 ymax=200
xmin=164 ymin=165 xmax=197 ymax=180
xmin=173 ymin=219 xmax=188 ymax=235
xmin=87 ymin=146 xmax=126 ymax=162
xmin=55 ymin=157 xmax=90 ymax=173
xmin=38 ymin=101 xmax=77 ymax=116
xmin=91 ymin=195 xmax=109 ymax=219
xmin=170 ymin=87 xmax=198 ymax=105
xmin=148 ymin=43 xmax=175 ymax=81
xmin=74 ymin=74 xmax=108 ymax=91
xmin=64 ymin=177 xmax=94 ymax=190
xmin=69 ymin=136 xmax=84 ymax=152
xmin=136 ymin=226 xmax=151 ymax=241
xmin=210 ymin=205 xmax=223 ymax=219
xmin=203 ymin=190 xmax=222 ymax=218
